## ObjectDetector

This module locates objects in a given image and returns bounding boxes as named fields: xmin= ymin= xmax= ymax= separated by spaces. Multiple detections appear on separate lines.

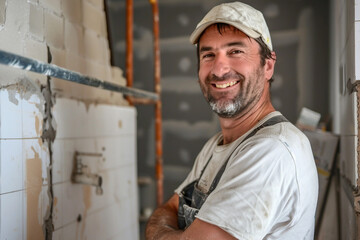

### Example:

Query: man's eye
xmin=230 ymin=50 xmax=243 ymax=55
xmin=202 ymin=53 xmax=214 ymax=59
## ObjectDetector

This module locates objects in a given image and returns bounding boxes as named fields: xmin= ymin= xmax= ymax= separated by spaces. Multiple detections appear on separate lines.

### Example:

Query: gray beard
xmin=208 ymin=93 xmax=254 ymax=118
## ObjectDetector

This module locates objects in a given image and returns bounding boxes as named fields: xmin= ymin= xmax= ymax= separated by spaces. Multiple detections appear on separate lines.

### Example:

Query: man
xmin=146 ymin=2 xmax=318 ymax=239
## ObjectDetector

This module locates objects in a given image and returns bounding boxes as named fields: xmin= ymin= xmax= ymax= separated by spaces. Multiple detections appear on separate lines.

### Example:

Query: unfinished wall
xmin=328 ymin=0 xmax=359 ymax=239
xmin=0 ymin=0 xmax=139 ymax=239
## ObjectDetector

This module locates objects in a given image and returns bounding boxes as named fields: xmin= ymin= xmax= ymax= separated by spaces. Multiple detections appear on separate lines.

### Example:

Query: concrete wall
xmin=0 ymin=0 xmax=139 ymax=239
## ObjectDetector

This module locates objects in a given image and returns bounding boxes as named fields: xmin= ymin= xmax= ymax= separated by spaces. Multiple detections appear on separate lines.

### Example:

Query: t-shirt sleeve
xmin=196 ymin=137 xmax=299 ymax=239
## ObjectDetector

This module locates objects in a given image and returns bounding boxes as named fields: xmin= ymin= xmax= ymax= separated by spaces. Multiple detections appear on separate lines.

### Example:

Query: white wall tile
xmin=22 ymin=93 xmax=43 ymax=139
xmin=52 ymin=139 xmax=64 ymax=184
xmin=355 ymin=21 xmax=360 ymax=81
xmin=63 ymin=139 xmax=76 ymax=182
xmin=339 ymin=182 xmax=356 ymax=239
xmin=356 ymin=0 xmax=360 ymax=21
xmin=53 ymin=98 xmax=136 ymax=139
xmin=338 ymin=88 xmax=357 ymax=135
xmin=0 ymin=191 xmax=24 ymax=240
xmin=0 ymin=90 xmax=23 ymax=139
xmin=339 ymin=135 xmax=358 ymax=186
xmin=0 ymin=140 xmax=23 ymax=194
xmin=23 ymin=139 xmax=48 ymax=188
xmin=61 ymin=221 xmax=78 ymax=240
xmin=52 ymin=228 xmax=63 ymax=240
xmin=52 ymin=183 xmax=63 ymax=230
xmin=61 ymin=182 xmax=86 ymax=226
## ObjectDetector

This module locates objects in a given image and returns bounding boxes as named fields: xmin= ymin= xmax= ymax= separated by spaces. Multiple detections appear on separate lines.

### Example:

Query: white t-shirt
xmin=175 ymin=112 xmax=318 ymax=240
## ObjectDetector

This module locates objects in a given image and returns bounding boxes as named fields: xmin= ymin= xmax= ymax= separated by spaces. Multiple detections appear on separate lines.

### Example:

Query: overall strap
xmin=208 ymin=115 xmax=288 ymax=193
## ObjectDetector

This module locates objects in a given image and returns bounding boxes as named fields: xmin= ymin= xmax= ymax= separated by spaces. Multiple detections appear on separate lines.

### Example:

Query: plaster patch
xmin=81 ymin=185 xmax=92 ymax=240
xmin=0 ymin=78 xmax=45 ymax=114
xmin=26 ymin=146 xmax=44 ymax=240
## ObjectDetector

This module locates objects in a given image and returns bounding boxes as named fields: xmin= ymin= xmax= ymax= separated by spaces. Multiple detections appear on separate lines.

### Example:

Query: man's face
xmin=198 ymin=25 xmax=268 ymax=118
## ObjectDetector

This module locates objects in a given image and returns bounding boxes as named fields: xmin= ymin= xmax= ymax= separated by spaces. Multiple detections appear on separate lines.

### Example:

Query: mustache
xmin=206 ymin=72 xmax=245 ymax=83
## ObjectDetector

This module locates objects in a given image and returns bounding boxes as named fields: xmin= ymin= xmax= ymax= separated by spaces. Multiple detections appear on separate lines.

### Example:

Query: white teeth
xmin=215 ymin=81 xmax=237 ymax=89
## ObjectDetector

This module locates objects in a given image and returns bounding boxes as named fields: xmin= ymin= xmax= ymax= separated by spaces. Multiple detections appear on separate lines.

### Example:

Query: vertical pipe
xmin=126 ymin=0 xmax=134 ymax=104
xmin=150 ymin=0 xmax=163 ymax=206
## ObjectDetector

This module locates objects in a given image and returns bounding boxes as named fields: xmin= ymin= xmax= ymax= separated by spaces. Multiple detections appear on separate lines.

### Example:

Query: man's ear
xmin=264 ymin=51 xmax=276 ymax=80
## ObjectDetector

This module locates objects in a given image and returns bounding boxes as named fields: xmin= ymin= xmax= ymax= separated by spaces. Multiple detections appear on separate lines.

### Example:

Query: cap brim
xmin=190 ymin=20 xmax=261 ymax=44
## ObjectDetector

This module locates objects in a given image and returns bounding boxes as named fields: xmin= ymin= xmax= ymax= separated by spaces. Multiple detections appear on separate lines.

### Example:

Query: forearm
xmin=145 ymin=207 xmax=182 ymax=240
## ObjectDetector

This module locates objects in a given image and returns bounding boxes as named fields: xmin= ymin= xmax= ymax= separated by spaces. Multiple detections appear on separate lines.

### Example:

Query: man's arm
xmin=145 ymin=194 xmax=182 ymax=240
xmin=145 ymin=194 xmax=237 ymax=240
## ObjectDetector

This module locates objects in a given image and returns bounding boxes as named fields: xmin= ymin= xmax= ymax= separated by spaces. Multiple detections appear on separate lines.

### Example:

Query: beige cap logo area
xmin=189 ymin=2 xmax=273 ymax=51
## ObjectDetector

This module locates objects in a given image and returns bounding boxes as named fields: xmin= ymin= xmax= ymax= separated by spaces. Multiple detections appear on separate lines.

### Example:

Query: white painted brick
xmin=24 ymin=38 xmax=48 ymax=85
xmin=22 ymin=93 xmax=43 ymax=139
xmin=62 ymin=0 xmax=82 ymax=24
xmin=3 ymin=0 xmax=29 ymax=39
xmin=0 ymin=140 xmax=24 ymax=194
xmin=83 ymin=28 xmax=105 ymax=63
xmin=64 ymin=20 xmax=85 ymax=56
xmin=0 ymin=0 xmax=5 ymax=28
xmin=44 ymin=11 xmax=64 ymax=49
xmin=86 ymin=0 xmax=104 ymax=10
xmin=0 ymin=90 xmax=23 ymax=139
xmin=29 ymin=3 xmax=44 ymax=41
xmin=0 ymin=191 xmax=23 ymax=240
xmin=111 ymin=66 xmax=126 ymax=86
xmin=83 ymin=0 xmax=107 ymax=37
xmin=84 ymin=60 xmax=110 ymax=82
xmin=355 ymin=21 xmax=360 ymax=81
xmin=65 ymin=52 xmax=85 ymax=74
xmin=39 ymin=0 xmax=62 ymax=16
xmin=49 ymin=47 xmax=66 ymax=68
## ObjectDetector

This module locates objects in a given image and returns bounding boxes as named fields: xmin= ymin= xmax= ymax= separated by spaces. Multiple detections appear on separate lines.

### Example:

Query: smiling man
xmin=146 ymin=2 xmax=318 ymax=240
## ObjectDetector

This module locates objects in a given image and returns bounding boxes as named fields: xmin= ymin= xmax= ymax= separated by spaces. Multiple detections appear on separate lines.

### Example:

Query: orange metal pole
xmin=126 ymin=0 xmax=133 ymax=105
xmin=150 ymin=0 xmax=163 ymax=206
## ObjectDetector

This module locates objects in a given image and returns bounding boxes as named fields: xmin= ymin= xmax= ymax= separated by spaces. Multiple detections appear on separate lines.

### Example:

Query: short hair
xmin=196 ymin=23 xmax=275 ymax=83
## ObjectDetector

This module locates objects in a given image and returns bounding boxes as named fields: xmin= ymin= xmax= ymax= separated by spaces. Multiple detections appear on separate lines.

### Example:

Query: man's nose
xmin=211 ymin=55 xmax=230 ymax=78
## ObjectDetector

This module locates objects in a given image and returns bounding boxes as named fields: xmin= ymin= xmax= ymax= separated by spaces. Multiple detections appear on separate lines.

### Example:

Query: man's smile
xmin=211 ymin=80 xmax=240 ymax=89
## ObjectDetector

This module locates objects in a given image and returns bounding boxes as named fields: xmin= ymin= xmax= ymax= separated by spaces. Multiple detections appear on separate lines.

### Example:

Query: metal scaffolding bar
xmin=0 ymin=49 xmax=158 ymax=100
xmin=150 ymin=0 xmax=164 ymax=206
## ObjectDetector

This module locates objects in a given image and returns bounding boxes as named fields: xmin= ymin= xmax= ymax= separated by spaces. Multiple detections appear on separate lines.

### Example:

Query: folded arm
xmin=145 ymin=194 xmax=236 ymax=240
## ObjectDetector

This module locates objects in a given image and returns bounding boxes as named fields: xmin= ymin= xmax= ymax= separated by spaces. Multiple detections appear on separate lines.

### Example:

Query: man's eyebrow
xmin=199 ymin=41 xmax=247 ymax=53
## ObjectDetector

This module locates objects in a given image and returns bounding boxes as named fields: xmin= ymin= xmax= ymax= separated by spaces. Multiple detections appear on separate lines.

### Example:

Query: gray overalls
xmin=177 ymin=115 xmax=288 ymax=230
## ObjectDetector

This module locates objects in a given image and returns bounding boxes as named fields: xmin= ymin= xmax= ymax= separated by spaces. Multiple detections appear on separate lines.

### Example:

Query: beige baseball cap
xmin=189 ymin=2 xmax=273 ymax=51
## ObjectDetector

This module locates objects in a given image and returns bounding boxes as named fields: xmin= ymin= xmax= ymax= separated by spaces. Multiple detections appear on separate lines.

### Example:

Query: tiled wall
xmin=329 ymin=0 xmax=359 ymax=239
xmin=0 ymin=0 xmax=139 ymax=239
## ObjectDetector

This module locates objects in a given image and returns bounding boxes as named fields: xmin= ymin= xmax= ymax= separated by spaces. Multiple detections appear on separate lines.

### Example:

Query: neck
xmin=219 ymin=97 xmax=275 ymax=145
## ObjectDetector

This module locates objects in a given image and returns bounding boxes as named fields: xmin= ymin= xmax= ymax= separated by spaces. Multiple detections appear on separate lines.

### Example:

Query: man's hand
xmin=145 ymin=194 xmax=237 ymax=240
xmin=145 ymin=194 xmax=182 ymax=240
